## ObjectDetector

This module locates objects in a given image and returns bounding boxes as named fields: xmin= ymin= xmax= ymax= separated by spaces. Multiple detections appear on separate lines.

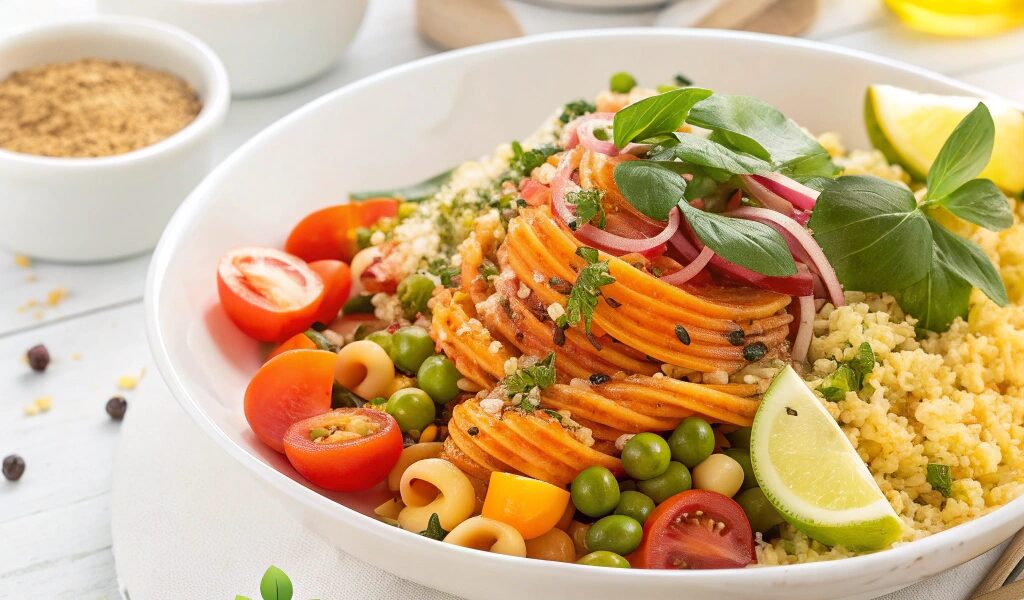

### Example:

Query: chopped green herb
xmin=419 ymin=513 xmax=449 ymax=541
xmin=927 ymin=463 xmax=952 ymax=497
xmin=565 ymin=189 xmax=606 ymax=230
xmin=343 ymin=293 xmax=375 ymax=315
xmin=559 ymin=99 xmax=596 ymax=124
xmin=479 ymin=259 xmax=499 ymax=280
xmin=557 ymin=247 xmax=616 ymax=335
xmin=543 ymin=409 xmax=564 ymax=421
xmin=507 ymin=141 xmax=559 ymax=181
xmin=331 ymin=383 xmax=364 ymax=409
xmin=674 ymin=73 xmax=693 ymax=87
xmin=817 ymin=342 xmax=877 ymax=402
xmin=303 ymin=329 xmax=334 ymax=351
xmin=505 ymin=352 xmax=557 ymax=396
xmin=427 ymin=258 xmax=461 ymax=288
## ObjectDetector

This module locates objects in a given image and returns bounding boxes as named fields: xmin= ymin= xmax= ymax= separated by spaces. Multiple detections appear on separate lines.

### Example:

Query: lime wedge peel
xmin=865 ymin=84 xmax=1024 ymax=195
xmin=751 ymin=366 xmax=903 ymax=552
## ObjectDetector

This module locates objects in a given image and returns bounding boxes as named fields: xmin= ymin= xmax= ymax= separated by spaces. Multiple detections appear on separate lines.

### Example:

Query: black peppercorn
xmin=26 ymin=344 xmax=49 ymax=372
xmin=726 ymin=329 xmax=746 ymax=346
xmin=3 ymin=454 xmax=25 ymax=482
xmin=589 ymin=373 xmax=611 ymax=385
xmin=106 ymin=396 xmax=128 ymax=421
xmin=743 ymin=342 xmax=769 ymax=362
xmin=467 ymin=426 xmax=479 ymax=436
xmin=674 ymin=324 xmax=691 ymax=345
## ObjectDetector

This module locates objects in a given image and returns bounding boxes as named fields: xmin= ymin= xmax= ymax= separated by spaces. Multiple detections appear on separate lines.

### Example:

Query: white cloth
xmin=111 ymin=380 xmax=1009 ymax=599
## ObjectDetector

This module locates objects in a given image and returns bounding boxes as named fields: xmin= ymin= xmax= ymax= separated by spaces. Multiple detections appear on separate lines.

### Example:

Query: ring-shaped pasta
xmin=398 ymin=458 xmax=475 ymax=532
xmin=443 ymin=516 xmax=527 ymax=557
xmin=388 ymin=442 xmax=444 ymax=492
xmin=334 ymin=340 xmax=395 ymax=399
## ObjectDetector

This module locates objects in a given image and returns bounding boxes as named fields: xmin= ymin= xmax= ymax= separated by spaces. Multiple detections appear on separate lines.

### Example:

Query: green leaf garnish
xmin=924 ymin=103 xmax=994 ymax=202
xmin=677 ymin=201 xmax=797 ymax=277
xmin=559 ymin=247 xmax=616 ymax=334
xmin=560 ymin=99 xmax=596 ymax=124
xmin=342 ymin=293 xmax=375 ymax=315
xmin=931 ymin=178 xmax=1013 ymax=231
xmin=649 ymin=133 xmax=771 ymax=176
xmin=505 ymin=352 xmax=557 ymax=396
xmin=508 ymin=141 xmax=559 ymax=181
xmin=419 ymin=513 xmax=449 ymax=541
xmin=809 ymin=175 xmax=933 ymax=293
xmin=817 ymin=342 xmax=876 ymax=402
xmin=926 ymin=463 xmax=953 ymax=497
xmin=613 ymin=161 xmax=688 ymax=220
xmin=259 ymin=566 xmax=293 ymax=600
xmin=686 ymin=93 xmax=839 ymax=181
xmin=427 ymin=258 xmax=461 ymax=288
xmin=927 ymin=218 xmax=1007 ymax=307
xmin=612 ymin=87 xmax=713 ymax=148
xmin=565 ymin=189 xmax=606 ymax=229
xmin=350 ymin=169 xmax=452 ymax=203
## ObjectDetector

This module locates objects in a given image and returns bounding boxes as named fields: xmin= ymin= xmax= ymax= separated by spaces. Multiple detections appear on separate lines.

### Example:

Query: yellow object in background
xmin=885 ymin=0 xmax=1024 ymax=36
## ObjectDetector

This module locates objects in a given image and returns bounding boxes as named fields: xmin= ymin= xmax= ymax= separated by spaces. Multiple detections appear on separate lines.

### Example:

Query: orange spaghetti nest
xmin=430 ymin=149 xmax=793 ymax=486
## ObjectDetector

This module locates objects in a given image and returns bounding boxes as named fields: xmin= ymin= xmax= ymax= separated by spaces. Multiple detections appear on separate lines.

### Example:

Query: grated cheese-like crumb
xmin=704 ymin=370 xmax=729 ymax=385
xmin=488 ymin=340 xmax=503 ymax=354
xmin=503 ymin=357 xmax=519 ymax=376
xmin=547 ymin=303 xmax=566 ymax=322
xmin=457 ymin=378 xmax=483 ymax=392
xmin=516 ymin=282 xmax=531 ymax=299
xmin=46 ymin=287 xmax=68 ymax=307
xmin=480 ymin=397 xmax=504 ymax=416
xmin=14 ymin=254 xmax=31 ymax=268
xmin=615 ymin=434 xmax=635 ymax=451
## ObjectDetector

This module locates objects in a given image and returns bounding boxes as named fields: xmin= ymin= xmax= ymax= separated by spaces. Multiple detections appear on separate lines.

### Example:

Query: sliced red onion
xmin=668 ymin=229 xmax=699 ymax=262
xmin=752 ymin=173 xmax=819 ymax=212
xmin=739 ymin=174 xmax=794 ymax=216
xmin=725 ymin=206 xmax=845 ymax=307
xmin=550 ymin=150 xmax=681 ymax=254
xmin=563 ymin=112 xmax=619 ymax=156
xmin=660 ymin=246 xmax=714 ymax=286
xmin=792 ymin=295 xmax=815 ymax=363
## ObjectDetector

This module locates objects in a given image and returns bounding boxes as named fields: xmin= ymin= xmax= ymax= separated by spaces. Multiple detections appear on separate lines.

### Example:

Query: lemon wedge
xmin=750 ymin=366 xmax=903 ymax=551
xmin=865 ymin=84 xmax=1024 ymax=195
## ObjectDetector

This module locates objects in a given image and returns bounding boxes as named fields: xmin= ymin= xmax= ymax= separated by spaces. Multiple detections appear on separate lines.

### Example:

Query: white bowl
xmin=97 ymin=0 xmax=369 ymax=97
xmin=0 ymin=17 xmax=229 ymax=263
xmin=147 ymin=29 xmax=1024 ymax=600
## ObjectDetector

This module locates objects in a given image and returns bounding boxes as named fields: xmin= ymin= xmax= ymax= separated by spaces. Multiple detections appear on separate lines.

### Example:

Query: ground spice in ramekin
xmin=0 ymin=58 xmax=202 ymax=158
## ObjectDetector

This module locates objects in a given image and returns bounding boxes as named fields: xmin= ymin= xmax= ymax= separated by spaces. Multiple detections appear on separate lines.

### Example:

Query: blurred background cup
xmin=97 ymin=0 xmax=369 ymax=97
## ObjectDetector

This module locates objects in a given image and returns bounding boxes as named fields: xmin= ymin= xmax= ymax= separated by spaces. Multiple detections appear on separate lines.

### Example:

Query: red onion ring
xmin=551 ymin=150 xmax=681 ymax=254
xmin=739 ymin=174 xmax=794 ymax=216
xmin=792 ymin=295 xmax=815 ymax=363
xmin=725 ymin=206 xmax=845 ymax=307
xmin=751 ymin=173 xmax=820 ymax=212
xmin=660 ymin=246 xmax=714 ymax=286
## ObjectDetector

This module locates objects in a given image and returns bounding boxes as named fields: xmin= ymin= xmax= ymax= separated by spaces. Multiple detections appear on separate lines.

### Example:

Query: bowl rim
xmin=146 ymin=26 xmax=1024 ymax=585
xmin=0 ymin=15 xmax=229 ymax=169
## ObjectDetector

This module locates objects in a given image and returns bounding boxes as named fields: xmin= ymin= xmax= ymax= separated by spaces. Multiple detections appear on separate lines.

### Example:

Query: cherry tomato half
xmin=284 ymin=198 xmax=399 ymax=263
xmin=217 ymin=247 xmax=325 ymax=342
xmin=309 ymin=260 xmax=353 ymax=326
xmin=283 ymin=408 xmax=402 ymax=492
xmin=630 ymin=489 xmax=754 ymax=570
xmin=244 ymin=349 xmax=336 ymax=453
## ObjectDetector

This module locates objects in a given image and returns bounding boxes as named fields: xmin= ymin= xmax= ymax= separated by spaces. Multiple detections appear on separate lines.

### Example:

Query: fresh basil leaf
xmin=895 ymin=253 xmax=972 ymax=332
xmin=925 ymin=103 xmax=994 ymax=202
xmin=687 ymin=94 xmax=839 ymax=180
xmin=684 ymin=168 xmax=720 ymax=201
xmin=677 ymin=201 xmax=797 ymax=276
xmin=612 ymin=87 xmax=712 ymax=148
xmin=351 ymin=169 xmax=452 ymax=202
xmin=934 ymin=178 xmax=1013 ymax=231
xmin=650 ymin=133 xmax=770 ymax=175
xmin=260 ymin=566 xmax=293 ymax=600
xmin=801 ymin=176 xmax=835 ymax=192
xmin=854 ymin=342 xmax=875 ymax=378
xmin=419 ymin=513 xmax=449 ymax=541
xmin=926 ymin=463 xmax=953 ymax=497
xmin=928 ymin=217 xmax=1007 ymax=306
xmin=809 ymin=176 xmax=932 ymax=293
xmin=613 ymin=161 xmax=688 ymax=220
xmin=565 ymin=189 xmax=606 ymax=229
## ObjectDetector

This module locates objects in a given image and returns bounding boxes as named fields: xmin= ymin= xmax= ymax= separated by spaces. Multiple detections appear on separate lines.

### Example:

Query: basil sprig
xmin=649 ymin=133 xmax=771 ymax=176
xmin=613 ymin=161 xmax=688 ymax=220
xmin=612 ymin=87 xmax=712 ymax=148
xmin=811 ymin=103 xmax=1010 ymax=332
xmin=677 ymin=201 xmax=797 ymax=277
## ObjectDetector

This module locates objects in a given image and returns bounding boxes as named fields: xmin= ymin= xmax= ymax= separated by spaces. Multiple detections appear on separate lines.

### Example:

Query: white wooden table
xmin=1 ymin=1 xmax=1022 ymax=597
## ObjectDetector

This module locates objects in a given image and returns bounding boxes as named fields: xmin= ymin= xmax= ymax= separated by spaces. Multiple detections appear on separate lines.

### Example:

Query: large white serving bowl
xmin=147 ymin=29 xmax=1024 ymax=600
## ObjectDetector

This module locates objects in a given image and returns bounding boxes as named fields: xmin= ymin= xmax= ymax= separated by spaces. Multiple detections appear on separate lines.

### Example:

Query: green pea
xmin=621 ymin=433 xmax=672 ymax=481
xmin=576 ymin=551 xmax=631 ymax=569
xmin=637 ymin=461 xmax=692 ymax=504
xmin=668 ymin=417 xmax=715 ymax=468
xmin=571 ymin=466 xmax=620 ymax=518
xmin=417 ymin=355 xmax=462 ymax=404
xmin=385 ymin=388 xmax=436 ymax=432
xmin=389 ymin=326 xmax=435 ymax=373
xmin=722 ymin=447 xmax=757 ymax=490
xmin=586 ymin=515 xmax=643 ymax=556
xmin=614 ymin=490 xmax=655 ymax=524
xmin=366 ymin=330 xmax=392 ymax=355
xmin=735 ymin=487 xmax=785 ymax=533
xmin=609 ymin=71 xmax=637 ymax=94
xmin=726 ymin=427 xmax=752 ymax=450
xmin=397 ymin=274 xmax=436 ymax=318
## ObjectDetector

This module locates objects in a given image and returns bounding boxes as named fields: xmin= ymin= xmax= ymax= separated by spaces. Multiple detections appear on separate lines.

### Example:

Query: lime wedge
xmin=750 ymin=366 xmax=903 ymax=551
xmin=865 ymin=84 xmax=1024 ymax=195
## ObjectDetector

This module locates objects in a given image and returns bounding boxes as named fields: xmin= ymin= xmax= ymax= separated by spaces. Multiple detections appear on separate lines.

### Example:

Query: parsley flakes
xmin=565 ymin=189 xmax=606 ymax=230
xmin=505 ymin=353 xmax=557 ymax=396
xmin=556 ymin=247 xmax=616 ymax=335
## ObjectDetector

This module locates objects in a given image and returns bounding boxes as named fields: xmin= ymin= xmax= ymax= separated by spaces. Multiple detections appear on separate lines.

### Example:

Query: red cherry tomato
xmin=283 ymin=408 xmax=403 ymax=492
xmin=308 ymin=260 xmax=353 ymax=326
xmin=630 ymin=489 xmax=755 ymax=570
xmin=284 ymin=198 xmax=399 ymax=263
xmin=217 ymin=247 xmax=325 ymax=342
xmin=244 ymin=349 xmax=336 ymax=453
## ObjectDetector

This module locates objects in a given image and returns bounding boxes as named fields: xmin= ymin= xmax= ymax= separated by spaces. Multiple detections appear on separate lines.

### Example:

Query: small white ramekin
xmin=0 ymin=17 xmax=229 ymax=263
xmin=97 ymin=0 xmax=369 ymax=97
